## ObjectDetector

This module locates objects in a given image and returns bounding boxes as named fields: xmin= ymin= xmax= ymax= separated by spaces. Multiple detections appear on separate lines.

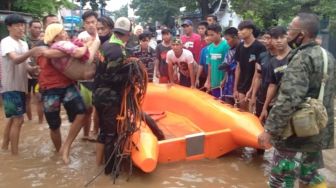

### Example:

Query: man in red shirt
xmin=181 ymin=20 xmax=202 ymax=64
xmin=36 ymin=15 xmax=86 ymax=164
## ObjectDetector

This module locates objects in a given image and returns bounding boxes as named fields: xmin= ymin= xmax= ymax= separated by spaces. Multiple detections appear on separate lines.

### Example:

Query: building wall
xmin=217 ymin=8 xmax=242 ymax=29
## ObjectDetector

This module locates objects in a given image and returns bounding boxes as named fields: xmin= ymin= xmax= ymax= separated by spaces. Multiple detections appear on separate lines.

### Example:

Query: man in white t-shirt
xmin=156 ymin=25 xmax=162 ymax=43
xmin=166 ymin=37 xmax=198 ymax=88
xmin=1 ymin=14 xmax=40 ymax=155
xmin=78 ymin=13 xmax=99 ymax=41
xmin=77 ymin=10 xmax=99 ymax=142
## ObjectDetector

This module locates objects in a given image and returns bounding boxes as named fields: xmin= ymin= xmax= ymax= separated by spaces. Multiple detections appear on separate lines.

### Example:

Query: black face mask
xmin=288 ymin=32 xmax=303 ymax=49
xmin=99 ymin=34 xmax=111 ymax=44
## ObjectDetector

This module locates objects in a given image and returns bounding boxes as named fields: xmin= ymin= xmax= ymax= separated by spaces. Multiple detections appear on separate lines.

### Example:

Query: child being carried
xmin=43 ymin=23 xmax=100 ymax=80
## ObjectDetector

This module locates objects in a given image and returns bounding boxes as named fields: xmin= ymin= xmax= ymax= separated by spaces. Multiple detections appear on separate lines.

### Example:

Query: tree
xmin=77 ymin=0 xmax=107 ymax=11
xmin=0 ymin=0 xmax=75 ymax=17
xmin=229 ymin=0 xmax=336 ymax=30
xmin=112 ymin=4 xmax=128 ymax=19
xmin=130 ymin=0 xmax=220 ymax=26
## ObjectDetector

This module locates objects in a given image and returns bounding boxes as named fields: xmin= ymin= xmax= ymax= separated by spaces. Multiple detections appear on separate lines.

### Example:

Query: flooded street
xmin=0 ymin=104 xmax=335 ymax=188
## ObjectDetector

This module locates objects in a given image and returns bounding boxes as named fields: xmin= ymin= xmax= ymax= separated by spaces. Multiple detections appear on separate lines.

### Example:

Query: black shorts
xmin=179 ymin=74 xmax=191 ymax=87
xmin=28 ymin=78 xmax=38 ymax=93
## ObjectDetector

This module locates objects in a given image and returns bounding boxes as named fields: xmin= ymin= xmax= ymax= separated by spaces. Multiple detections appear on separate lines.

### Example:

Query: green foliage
xmin=112 ymin=4 xmax=128 ymax=19
xmin=229 ymin=0 xmax=336 ymax=31
xmin=13 ymin=0 xmax=75 ymax=17
xmin=78 ymin=0 xmax=107 ymax=11
xmin=130 ymin=0 xmax=216 ymax=26
xmin=79 ymin=0 xmax=97 ymax=11
xmin=131 ymin=0 xmax=179 ymax=26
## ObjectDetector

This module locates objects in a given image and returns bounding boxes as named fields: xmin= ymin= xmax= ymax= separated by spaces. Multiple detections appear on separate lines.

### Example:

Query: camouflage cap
xmin=172 ymin=37 xmax=182 ymax=44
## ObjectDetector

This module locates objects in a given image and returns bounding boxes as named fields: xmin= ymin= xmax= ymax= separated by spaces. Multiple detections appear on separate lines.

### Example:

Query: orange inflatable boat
xmin=131 ymin=83 xmax=264 ymax=173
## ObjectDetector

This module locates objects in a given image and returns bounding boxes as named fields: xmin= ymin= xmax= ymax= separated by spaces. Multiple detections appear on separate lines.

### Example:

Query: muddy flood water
xmin=0 ymin=103 xmax=335 ymax=188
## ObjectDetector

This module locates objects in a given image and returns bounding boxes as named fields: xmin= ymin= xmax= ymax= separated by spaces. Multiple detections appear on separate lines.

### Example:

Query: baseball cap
xmin=171 ymin=37 xmax=182 ymax=44
xmin=138 ymin=31 xmax=151 ymax=40
xmin=181 ymin=19 xmax=193 ymax=27
xmin=113 ymin=17 xmax=132 ymax=35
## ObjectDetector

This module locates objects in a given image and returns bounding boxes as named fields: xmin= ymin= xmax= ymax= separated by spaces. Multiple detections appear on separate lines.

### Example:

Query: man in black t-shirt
xmin=259 ymin=26 xmax=291 ymax=122
xmin=234 ymin=20 xmax=266 ymax=111
xmin=250 ymin=29 xmax=276 ymax=117
xmin=155 ymin=28 xmax=172 ymax=83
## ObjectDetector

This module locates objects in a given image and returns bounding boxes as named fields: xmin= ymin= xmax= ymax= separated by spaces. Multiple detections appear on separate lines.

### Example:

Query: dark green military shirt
xmin=265 ymin=41 xmax=335 ymax=152
xmin=93 ymin=34 xmax=127 ymax=106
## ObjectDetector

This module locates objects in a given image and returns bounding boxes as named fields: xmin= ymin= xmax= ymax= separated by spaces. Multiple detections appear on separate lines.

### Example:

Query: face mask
xmin=288 ymin=32 xmax=303 ymax=49
xmin=99 ymin=34 xmax=111 ymax=44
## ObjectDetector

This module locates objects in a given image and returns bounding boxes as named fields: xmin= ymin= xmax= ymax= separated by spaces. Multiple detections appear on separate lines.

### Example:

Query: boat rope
xmin=84 ymin=57 xmax=148 ymax=187
xmin=111 ymin=57 xmax=148 ymax=182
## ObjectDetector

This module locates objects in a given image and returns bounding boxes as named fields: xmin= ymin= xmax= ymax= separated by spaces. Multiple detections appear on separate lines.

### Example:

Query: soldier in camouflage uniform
xmin=93 ymin=17 xmax=132 ymax=172
xmin=258 ymin=13 xmax=335 ymax=188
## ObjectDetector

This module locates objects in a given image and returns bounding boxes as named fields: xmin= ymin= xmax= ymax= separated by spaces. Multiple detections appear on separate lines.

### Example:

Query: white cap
xmin=113 ymin=17 xmax=132 ymax=35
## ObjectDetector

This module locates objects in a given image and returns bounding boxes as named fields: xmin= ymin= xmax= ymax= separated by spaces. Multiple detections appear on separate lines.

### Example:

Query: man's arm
xmin=204 ymin=64 xmax=211 ymax=90
xmin=7 ymin=48 xmax=36 ymax=65
xmin=196 ymin=64 xmax=203 ymax=87
xmin=42 ymin=48 xmax=67 ymax=58
xmin=154 ymin=58 xmax=160 ymax=78
xmin=167 ymin=59 xmax=174 ymax=83
xmin=154 ymin=47 xmax=161 ymax=78
xmin=259 ymin=83 xmax=277 ymax=121
xmin=188 ymin=62 xmax=196 ymax=88
xmin=233 ymin=62 xmax=241 ymax=98
xmin=250 ymin=64 xmax=262 ymax=103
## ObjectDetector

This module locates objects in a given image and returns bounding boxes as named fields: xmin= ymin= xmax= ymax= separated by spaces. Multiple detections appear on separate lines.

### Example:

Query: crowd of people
xmin=0 ymin=10 xmax=335 ymax=188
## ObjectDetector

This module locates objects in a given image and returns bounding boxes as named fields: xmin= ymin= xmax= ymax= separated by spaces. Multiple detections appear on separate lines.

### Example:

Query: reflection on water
xmin=0 ymin=107 xmax=335 ymax=188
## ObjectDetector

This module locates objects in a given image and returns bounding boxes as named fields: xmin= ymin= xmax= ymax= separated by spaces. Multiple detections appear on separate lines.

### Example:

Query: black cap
xmin=162 ymin=28 xmax=171 ymax=35
xmin=138 ymin=31 xmax=151 ymax=40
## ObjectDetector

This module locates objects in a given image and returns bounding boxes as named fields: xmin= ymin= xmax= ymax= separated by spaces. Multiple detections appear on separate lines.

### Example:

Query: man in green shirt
xmin=204 ymin=24 xmax=230 ymax=98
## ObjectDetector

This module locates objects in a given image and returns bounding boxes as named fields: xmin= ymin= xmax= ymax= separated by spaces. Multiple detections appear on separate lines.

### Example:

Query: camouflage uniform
xmin=93 ymin=34 xmax=133 ymax=174
xmin=265 ymin=41 xmax=336 ymax=187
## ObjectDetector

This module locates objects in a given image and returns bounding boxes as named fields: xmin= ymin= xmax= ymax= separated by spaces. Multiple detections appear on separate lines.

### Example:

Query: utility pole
xmin=99 ymin=0 xmax=106 ymax=16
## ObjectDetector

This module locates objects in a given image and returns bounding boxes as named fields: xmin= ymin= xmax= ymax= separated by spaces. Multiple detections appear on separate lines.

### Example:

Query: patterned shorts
xmin=2 ymin=91 xmax=26 ymax=118
xmin=42 ymin=85 xmax=86 ymax=130
xmin=268 ymin=148 xmax=325 ymax=188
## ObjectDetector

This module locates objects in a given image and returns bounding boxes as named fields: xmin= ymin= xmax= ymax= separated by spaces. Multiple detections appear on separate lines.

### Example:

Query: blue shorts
xmin=2 ymin=91 xmax=26 ymax=118
xmin=211 ymin=87 xmax=224 ymax=99
xmin=41 ymin=84 xmax=86 ymax=130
